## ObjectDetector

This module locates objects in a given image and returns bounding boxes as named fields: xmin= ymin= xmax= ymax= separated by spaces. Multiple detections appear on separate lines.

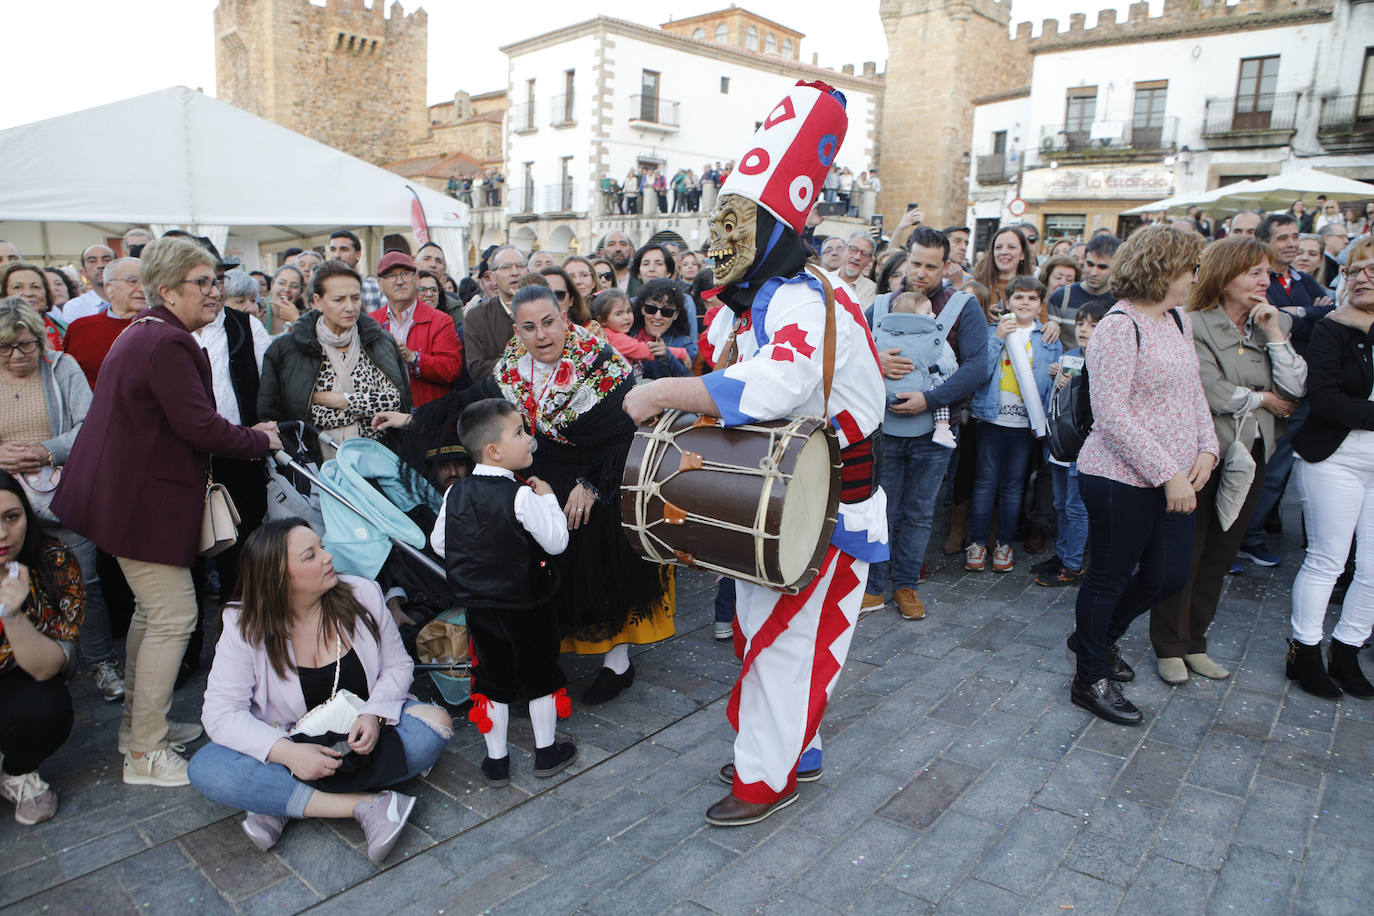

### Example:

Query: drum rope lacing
xmin=624 ymin=412 xmax=811 ymax=583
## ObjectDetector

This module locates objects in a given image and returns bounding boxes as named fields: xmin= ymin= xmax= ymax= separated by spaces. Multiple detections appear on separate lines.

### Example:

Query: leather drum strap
xmin=804 ymin=264 xmax=839 ymax=417
xmin=720 ymin=266 xmax=839 ymax=417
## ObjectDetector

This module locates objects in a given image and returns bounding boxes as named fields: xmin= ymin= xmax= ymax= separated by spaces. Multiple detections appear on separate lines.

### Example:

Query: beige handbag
xmin=199 ymin=481 xmax=241 ymax=557
xmin=1215 ymin=413 xmax=1257 ymax=532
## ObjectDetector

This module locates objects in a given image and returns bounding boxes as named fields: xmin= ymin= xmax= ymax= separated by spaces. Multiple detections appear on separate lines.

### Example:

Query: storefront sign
xmin=1024 ymin=166 xmax=1173 ymax=200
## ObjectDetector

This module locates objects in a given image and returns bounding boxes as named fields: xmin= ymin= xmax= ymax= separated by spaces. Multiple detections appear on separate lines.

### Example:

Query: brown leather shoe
xmin=894 ymin=587 xmax=926 ymax=620
xmin=859 ymin=592 xmax=886 ymax=617
xmin=705 ymin=790 xmax=799 ymax=827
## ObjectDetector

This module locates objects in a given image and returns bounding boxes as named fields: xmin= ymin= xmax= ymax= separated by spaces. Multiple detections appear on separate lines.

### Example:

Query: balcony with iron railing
xmin=509 ymin=101 xmax=537 ymax=134
xmin=1038 ymin=117 xmax=1179 ymax=160
xmin=1318 ymin=94 xmax=1374 ymax=154
xmin=976 ymin=153 xmax=1015 ymax=184
xmin=1201 ymin=92 xmax=1299 ymax=148
xmin=549 ymin=94 xmax=575 ymax=128
xmin=629 ymin=95 xmax=680 ymax=132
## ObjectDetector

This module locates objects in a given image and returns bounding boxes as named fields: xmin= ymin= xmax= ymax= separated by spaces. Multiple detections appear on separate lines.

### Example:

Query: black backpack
xmin=1047 ymin=308 xmax=1184 ymax=463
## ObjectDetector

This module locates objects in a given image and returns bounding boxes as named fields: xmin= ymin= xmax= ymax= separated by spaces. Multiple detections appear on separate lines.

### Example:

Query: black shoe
xmin=583 ymin=665 xmax=634 ymax=706
xmin=1030 ymin=555 xmax=1063 ymax=576
xmin=1264 ymin=504 xmax=1283 ymax=534
xmin=1328 ymin=639 xmax=1374 ymax=699
xmin=1071 ymin=676 xmax=1143 ymax=726
xmin=533 ymin=741 xmax=578 ymax=777
xmin=1066 ymin=635 xmax=1134 ymax=683
xmin=481 ymin=755 xmax=510 ymax=787
xmin=1286 ymin=639 xmax=1342 ymax=699
xmin=1036 ymin=565 xmax=1084 ymax=588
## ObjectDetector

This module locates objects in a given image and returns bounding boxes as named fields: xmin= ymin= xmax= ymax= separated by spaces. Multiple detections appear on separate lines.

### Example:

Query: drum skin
xmin=622 ymin=411 xmax=841 ymax=593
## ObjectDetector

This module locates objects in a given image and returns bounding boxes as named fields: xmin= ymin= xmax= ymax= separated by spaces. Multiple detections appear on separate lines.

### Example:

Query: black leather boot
xmin=1286 ymin=639 xmax=1342 ymax=699
xmin=1328 ymin=639 xmax=1374 ymax=699
xmin=1070 ymin=676 xmax=1142 ymax=726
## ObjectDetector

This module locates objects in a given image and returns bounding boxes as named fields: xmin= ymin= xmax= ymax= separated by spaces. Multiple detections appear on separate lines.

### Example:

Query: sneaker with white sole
xmin=118 ymin=721 xmax=203 ymax=755
xmin=91 ymin=660 xmax=125 ymax=702
xmin=123 ymin=747 xmax=191 ymax=787
xmin=965 ymin=543 xmax=987 ymax=571
xmin=991 ymin=543 xmax=1014 ymax=573
xmin=712 ymin=621 xmax=733 ymax=640
xmin=0 ymin=770 xmax=59 ymax=825
xmin=242 ymin=813 xmax=287 ymax=851
xmin=353 ymin=790 xmax=415 ymax=865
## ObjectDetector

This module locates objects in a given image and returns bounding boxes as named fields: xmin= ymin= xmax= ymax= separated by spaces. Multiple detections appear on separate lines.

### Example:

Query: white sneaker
xmin=712 ymin=621 xmax=733 ymax=640
xmin=0 ymin=770 xmax=59 ymax=825
xmin=91 ymin=660 xmax=125 ymax=702
xmin=118 ymin=721 xmax=203 ymax=755
xmin=123 ymin=747 xmax=191 ymax=787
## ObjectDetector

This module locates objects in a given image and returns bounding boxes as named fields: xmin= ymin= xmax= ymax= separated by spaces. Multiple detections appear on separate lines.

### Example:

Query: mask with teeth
xmin=706 ymin=194 xmax=758 ymax=289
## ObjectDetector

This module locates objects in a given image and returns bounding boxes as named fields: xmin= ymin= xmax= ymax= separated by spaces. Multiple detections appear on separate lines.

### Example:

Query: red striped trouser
xmin=726 ymin=544 xmax=865 ymax=803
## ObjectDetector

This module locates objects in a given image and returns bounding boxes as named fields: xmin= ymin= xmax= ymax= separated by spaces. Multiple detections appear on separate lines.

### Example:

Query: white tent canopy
xmin=0 ymin=86 xmax=469 ymax=273
xmin=1212 ymin=168 xmax=1374 ymax=213
xmin=1120 ymin=181 xmax=1257 ymax=217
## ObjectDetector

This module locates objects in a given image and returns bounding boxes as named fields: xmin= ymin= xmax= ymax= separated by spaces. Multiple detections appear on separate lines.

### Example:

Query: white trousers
xmin=727 ymin=546 xmax=865 ymax=803
xmin=1291 ymin=454 xmax=1374 ymax=646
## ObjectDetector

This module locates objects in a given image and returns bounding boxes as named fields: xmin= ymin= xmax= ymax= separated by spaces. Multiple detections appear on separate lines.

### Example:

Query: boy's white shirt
xmin=429 ymin=464 xmax=570 ymax=557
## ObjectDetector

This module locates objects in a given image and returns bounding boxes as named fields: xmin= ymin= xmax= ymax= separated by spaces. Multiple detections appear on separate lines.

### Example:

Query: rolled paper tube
xmin=1006 ymin=327 xmax=1049 ymax=438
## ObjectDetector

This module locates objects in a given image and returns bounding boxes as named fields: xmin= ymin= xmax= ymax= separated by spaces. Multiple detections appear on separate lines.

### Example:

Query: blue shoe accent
xmin=1228 ymin=561 xmax=1244 ymax=575
xmin=1237 ymin=546 xmax=1280 ymax=568
xmin=798 ymin=747 xmax=823 ymax=773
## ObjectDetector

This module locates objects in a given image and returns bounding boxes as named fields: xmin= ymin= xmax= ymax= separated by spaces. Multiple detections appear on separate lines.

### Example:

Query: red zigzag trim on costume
xmin=725 ymin=547 xmax=838 ymax=734
xmin=802 ymin=552 xmax=858 ymax=750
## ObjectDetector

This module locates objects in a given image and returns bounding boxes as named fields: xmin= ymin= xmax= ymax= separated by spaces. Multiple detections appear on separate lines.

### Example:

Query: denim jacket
xmin=971 ymin=320 xmax=1061 ymax=424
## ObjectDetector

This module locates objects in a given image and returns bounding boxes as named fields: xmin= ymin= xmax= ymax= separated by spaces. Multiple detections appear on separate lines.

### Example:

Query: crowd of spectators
xmin=1 ymin=193 xmax=1371 ymax=849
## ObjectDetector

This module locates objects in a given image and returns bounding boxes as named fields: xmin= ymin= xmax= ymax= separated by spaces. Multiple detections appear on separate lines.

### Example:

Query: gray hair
xmin=1298 ymin=233 xmax=1322 ymax=244
xmin=1319 ymin=223 xmax=1349 ymax=239
xmin=139 ymin=236 xmax=215 ymax=308
xmin=122 ymin=227 xmax=153 ymax=247
xmin=846 ymin=230 xmax=875 ymax=253
xmin=102 ymin=257 xmax=139 ymax=286
xmin=0 ymin=297 xmax=49 ymax=350
xmin=222 ymin=268 xmax=260 ymax=299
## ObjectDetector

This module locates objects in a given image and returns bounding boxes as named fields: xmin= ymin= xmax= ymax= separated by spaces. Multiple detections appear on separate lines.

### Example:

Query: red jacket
xmin=369 ymin=302 xmax=462 ymax=406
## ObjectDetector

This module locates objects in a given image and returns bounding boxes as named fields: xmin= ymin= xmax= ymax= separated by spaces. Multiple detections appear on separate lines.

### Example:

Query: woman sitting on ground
xmin=0 ymin=471 xmax=84 ymax=826
xmin=190 ymin=519 xmax=452 ymax=864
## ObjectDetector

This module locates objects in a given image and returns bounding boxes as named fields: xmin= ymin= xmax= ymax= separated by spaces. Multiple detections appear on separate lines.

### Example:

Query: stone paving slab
xmin=4 ymin=499 xmax=1373 ymax=914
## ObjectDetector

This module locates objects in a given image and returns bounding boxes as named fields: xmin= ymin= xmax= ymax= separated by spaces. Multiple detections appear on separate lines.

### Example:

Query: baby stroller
xmin=270 ymin=423 xmax=471 ymax=707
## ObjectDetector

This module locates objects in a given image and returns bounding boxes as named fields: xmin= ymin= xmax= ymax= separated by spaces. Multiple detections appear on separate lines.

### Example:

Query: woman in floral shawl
xmin=377 ymin=285 xmax=671 ymax=704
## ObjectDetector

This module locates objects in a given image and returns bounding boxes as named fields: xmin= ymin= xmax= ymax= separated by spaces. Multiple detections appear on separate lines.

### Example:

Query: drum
xmin=621 ymin=411 xmax=841 ymax=593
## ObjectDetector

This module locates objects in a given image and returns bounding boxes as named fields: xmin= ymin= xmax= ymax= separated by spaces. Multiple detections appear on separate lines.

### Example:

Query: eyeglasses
xmin=382 ymin=270 xmax=416 ymax=283
xmin=1025 ymin=237 xmax=1039 ymax=245
xmin=845 ymin=245 xmax=874 ymax=259
xmin=641 ymin=303 xmax=677 ymax=317
xmin=418 ymin=286 xmax=439 ymax=297
xmin=551 ymin=289 xmax=569 ymax=301
xmin=1345 ymin=264 xmax=1374 ymax=281
xmin=0 ymin=340 xmax=41 ymax=357
xmin=182 ymin=276 xmax=222 ymax=293
xmin=597 ymin=272 xmax=614 ymax=282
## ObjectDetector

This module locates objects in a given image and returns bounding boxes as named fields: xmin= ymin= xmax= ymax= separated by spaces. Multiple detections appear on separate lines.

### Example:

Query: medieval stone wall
xmin=214 ymin=0 xmax=428 ymax=165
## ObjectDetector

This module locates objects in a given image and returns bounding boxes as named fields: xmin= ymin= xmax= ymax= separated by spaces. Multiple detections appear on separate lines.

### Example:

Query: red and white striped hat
xmin=718 ymin=80 xmax=848 ymax=234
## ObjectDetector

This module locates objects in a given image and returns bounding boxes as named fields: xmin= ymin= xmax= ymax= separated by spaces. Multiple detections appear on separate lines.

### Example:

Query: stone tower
xmin=214 ymin=0 xmax=428 ymax=165
xmin=876 ymin=0 xmax=1029 ymax=227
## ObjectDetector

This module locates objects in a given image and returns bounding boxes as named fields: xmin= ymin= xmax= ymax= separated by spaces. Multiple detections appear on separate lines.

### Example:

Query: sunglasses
xmin=641 ymin=303 xmax=677 ymax=317
xmin=597 ymin=271 xmax=614 ymax=282
xmin=552 ymin=289 xmax=569 ymax=301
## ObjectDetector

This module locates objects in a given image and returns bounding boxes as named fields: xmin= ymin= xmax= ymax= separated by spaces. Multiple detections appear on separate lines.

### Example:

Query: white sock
xmin=603 ymin=643 xmax=630 ymax=675
xmin=529 ymin=694 xmax=557 ymax=748
xmin=482 ymin=700 xmax=509 ymax=760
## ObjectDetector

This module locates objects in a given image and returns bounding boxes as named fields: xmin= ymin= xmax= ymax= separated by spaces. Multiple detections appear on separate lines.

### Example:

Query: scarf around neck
xmin=316 ymin=316 xmax=361 ymax=394
xmin=495 ymin=323 xmax=631 ymax=444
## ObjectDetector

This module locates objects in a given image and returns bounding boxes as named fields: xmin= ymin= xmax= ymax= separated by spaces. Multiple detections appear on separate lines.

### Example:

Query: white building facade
xmin=498 ymin=14 xmax=881 ymax=257
xmin=967 ymin=0 xmax=1373 ymax=247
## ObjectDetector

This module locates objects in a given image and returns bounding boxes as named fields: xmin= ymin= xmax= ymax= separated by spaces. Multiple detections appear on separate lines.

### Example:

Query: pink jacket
xmin=201 ymin=576 xmax=414 ymax=763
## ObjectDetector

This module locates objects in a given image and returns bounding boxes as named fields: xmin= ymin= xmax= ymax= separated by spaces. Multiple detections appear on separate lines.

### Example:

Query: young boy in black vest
xmin=430 ymin=398 xmax=577 ymax=786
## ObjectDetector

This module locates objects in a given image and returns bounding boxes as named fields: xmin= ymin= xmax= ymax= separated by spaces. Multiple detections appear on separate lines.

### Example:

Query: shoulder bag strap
xmin=804 ymin=264 xmax=839 ymax=416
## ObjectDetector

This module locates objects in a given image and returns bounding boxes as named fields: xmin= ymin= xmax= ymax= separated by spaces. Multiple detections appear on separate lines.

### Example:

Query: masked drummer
xmin=624 ymin=80 xmax=888 ymax=827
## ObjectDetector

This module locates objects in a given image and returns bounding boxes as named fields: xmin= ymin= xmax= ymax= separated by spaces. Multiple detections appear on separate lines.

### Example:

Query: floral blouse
xmin=494 ymin=324 xmax=632 ymax=444
xmin=0 ymin=541 xmax=84 ymax=671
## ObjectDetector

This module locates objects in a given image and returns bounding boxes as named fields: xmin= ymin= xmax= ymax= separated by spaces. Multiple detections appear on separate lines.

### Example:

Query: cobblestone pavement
xmin=3 ymin=508 xmax=1373 ymax=915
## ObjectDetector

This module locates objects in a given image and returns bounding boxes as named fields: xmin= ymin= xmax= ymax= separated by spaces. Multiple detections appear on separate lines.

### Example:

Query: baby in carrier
xmin=872 ymin=290 xmax=958 ymax=448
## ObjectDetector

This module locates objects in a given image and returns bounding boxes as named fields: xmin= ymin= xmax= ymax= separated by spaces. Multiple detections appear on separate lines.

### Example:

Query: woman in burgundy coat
xmin=52 ymin=236 xmax=281 ymax=788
